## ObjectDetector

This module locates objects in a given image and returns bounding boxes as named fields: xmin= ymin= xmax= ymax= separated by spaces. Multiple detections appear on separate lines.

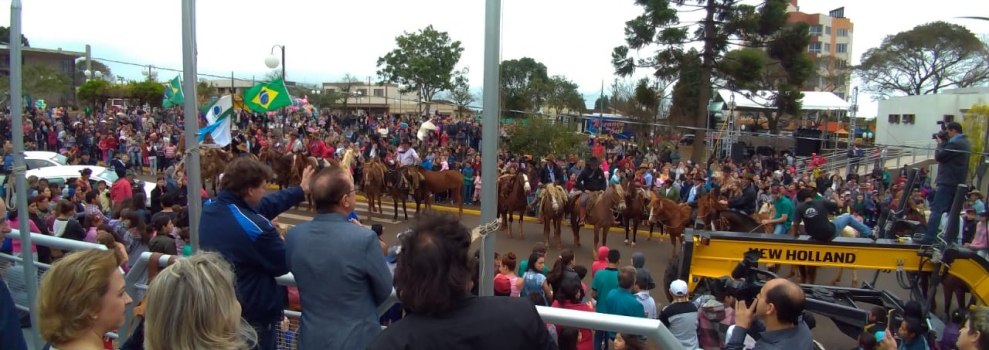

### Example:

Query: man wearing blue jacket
xmin=200 ymin=158 xmax=314 ymax=350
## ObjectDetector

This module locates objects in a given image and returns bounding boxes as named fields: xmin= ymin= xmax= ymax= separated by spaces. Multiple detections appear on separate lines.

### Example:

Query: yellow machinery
xmin=666 ymin=170 xmax=988 ymax=341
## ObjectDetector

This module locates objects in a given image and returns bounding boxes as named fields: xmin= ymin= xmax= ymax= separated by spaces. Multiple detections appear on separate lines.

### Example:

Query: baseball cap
xmin=494 ymin=275 xmax=512 ymax=295
xmin=670 ymin=279 xmax=688 ymax=296
xmin=385 ymin=245 xmax=401 ymax=263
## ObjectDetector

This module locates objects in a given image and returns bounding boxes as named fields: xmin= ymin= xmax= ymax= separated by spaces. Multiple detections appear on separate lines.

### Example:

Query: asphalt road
xmin=152 ymin=172 xmax=898 ymax=350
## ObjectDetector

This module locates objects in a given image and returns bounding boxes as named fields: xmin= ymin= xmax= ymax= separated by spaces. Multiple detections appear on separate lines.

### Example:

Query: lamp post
xmin=83 ymin=69 xmax=103 ymax=81
xmin=265 ymin=45 xmax=286 ymax=80
xmin=311 ymin=89 xmax=320 ymax=108
xmin=845 ymin=86 xmax=859 ymax=176
xmin=141 ymin=65 xmax=158 ymax=81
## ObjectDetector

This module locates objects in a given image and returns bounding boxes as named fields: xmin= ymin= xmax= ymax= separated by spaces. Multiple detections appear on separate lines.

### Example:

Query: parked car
xmin=26 ymin=165 xmax=154 ymax=206
xmin=23 ymin=151 xmax=68 ymax=169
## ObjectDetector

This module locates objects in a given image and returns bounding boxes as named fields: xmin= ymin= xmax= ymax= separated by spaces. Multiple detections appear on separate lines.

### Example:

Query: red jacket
xmin=309 ymin=140 xmax=327 ymax=158
xmin=110 ymin=179 xmax=133 ymax=206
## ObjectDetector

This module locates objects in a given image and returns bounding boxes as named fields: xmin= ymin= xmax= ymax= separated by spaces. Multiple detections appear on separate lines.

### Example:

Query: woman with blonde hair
xmin=37 ymin=249 xmax=132 ymax=350
xmin=144 ymin=251 xmax=255 ymax=350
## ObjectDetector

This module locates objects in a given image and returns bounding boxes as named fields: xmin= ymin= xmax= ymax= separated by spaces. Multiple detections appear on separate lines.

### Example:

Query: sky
xmin=1 ymin=0 xmax=987 ymax=117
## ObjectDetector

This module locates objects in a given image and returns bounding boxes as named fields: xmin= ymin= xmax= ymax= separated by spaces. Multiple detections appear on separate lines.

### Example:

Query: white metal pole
xmin=478 ymin=0 xmax=502 ymax=297
xmin=181 ymin=0 xmax=203 ymax=252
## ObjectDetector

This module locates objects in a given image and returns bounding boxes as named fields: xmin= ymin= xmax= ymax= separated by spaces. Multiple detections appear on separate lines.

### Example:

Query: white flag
xmin=199 ymin=95 xmax=234 ymax=147
xmin=205 ymin=95 xmax=233 ymax=125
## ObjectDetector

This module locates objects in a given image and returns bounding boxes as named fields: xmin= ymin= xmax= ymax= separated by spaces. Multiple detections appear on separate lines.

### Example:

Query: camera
xmin=719 ymin=249 xmax=767 ymax=305
xmin=932 ymin=121 xmax=948 ymax=140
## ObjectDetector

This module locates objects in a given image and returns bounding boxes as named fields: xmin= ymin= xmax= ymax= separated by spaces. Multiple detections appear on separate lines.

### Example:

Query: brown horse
xmin=415 ymin=166 xmax=465 ymax=216
xmin=173 ymin=146 xmax=232 ymax=195
xmin=696 ymin=188 xmax=761 ymax=233
xmin=498 ymin=169 xmax=529 ymax=239
xmin=383 ymin=167 xmax=413 ymax=221
xmin=539 ymin=183 xmax=569 ymax=249
xmin=621 ymin=184 xmax=655 ymax=247
xmin=361 ymin=158 xmax=387 ymax=222
xmin=566 ymin=184 xmax=627 ymax=259
xmin=646 ymin=194 xmax=692 ymax=257
xmin=259 ymin=146 xmax=319 ymax=210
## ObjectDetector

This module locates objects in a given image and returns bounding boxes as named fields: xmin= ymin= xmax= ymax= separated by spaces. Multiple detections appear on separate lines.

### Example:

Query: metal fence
xmin=4 ymin=233 xmax=686 ymax=350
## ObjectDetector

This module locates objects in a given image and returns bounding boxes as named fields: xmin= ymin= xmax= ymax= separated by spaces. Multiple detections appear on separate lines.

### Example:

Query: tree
xmin=668 ymin=49 xmax=705 ymax=129
xmin=377 ymin=25 xmax=464 ymax=116
xmin=808 ymin=55 xmax=851 ymax=96
xmin=593 ymin=95 xmax=611 ymax=112
xmin=856 ymin=21 xmax=989 ymax=99
xmin=126 ymin=79 xmax=166 ymax=108
xmin=0 ymin=65 xmax=71 ymax=103
xmin=545 ymin=75 xmax=585 ymax=117
xmin=612 ymin=0 xmax=794 ymax=161
xmin=76 ymin=79 xmax=113 ymax=108
xmin=197 ymin=80 xmax=217 ymax=102
xmin=263 ymin=70 xmax=282 ymax=82
xmin=964 ymin=103 xmax=989 ymax=184
xmin=719 ymin=21 xmax=814 ymax=134
xmin=443 ymin=67 xmax=475 ymax=117
xmin=336 ymin=73 xmax=362 ymax=112
xmin=73 ymin=60 xmax=113 ymax=86
xmin=500 ymin=57 xmax=550 ymax=118
xmin=506 ymin=117 xmax=588 ymax=157
xmin=0 ymin=26 xmax=29 ymax=47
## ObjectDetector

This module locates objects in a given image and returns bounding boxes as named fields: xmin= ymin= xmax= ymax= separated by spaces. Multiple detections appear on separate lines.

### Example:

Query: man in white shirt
xmin=396 ymin=140 xmax=420 ymax=193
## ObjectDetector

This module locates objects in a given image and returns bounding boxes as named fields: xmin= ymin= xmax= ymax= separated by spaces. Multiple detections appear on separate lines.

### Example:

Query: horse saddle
xmin=573 ymin=191 xmax=603 ymax=210
xmin=316 ymin=158 xmax=328 ymax=170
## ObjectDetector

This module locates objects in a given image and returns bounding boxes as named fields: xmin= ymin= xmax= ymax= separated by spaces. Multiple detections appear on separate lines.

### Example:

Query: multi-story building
xmin=321 ymin=81 xmax=465 ymax=116
xmin=875 ymin=87 xmax=989 ymax=147
xmin=786 ymin=0 xmax=854 ymax=100
xmin=0 ymin=45 xmax=84 ymax=106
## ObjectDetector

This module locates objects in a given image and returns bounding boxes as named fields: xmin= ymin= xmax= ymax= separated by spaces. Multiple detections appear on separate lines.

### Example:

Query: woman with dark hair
xmin=546 ymin=249 xmax=580 ymax=298
xmin=368 ymin=211 xmax=556 ymax=350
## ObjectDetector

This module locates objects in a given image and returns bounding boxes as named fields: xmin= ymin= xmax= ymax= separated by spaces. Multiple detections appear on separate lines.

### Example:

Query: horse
xmin=696 ymin=188 xmax=761 ymax=233
xmin=498 ymin=169 xmax=530 ymax=239
xmin=383 ymin=168 xmax=413 ymax=221
xmin=566 ymin=184 xmax=627 ymax=259
xmin=361 ymin=157 xmax=387 ymax=222
xmin=621 ymin=182 xmax=655 ymax=247
xmin=646 ymin=194 xmax=692 ymax=257
xmin=173 ymin=146 xmax=232 ymax=196
xmin=259 ymin=146 xmax=318 ymax=210
xmin=538 ymin=183 xmax=569 ymax=250
xmin=415 ymin=166 xmax=465 ymax=217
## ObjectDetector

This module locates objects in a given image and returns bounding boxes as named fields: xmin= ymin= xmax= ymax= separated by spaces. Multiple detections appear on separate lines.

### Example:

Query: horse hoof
xmin=851 ymin=280 xmax=859 ymax=288
xmin=646 ymin=237 xmax=651 ymax=241
xmin=624 ymin=239 xmax=629 ymax=245
xmin=631 ymin=242 xmax=636 ymax=247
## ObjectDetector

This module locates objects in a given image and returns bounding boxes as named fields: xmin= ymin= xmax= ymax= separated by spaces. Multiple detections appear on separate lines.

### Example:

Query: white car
xmin=23 ymin=151 xmax=68 ymax=170
xmin=26 ymin=165 xmax=155 ymax=207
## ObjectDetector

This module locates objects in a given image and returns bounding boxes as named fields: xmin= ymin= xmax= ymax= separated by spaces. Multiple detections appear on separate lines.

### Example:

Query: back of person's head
xmin=527 ymin=292 xmax=546 ymax=307
xmin=394 ymin=211 xmax=473 ymax=316
xmin=145 ymin=251 xmax=254 ymax=350
xmin=573 ymin=265 xmax=588 ymax=280
xmin=616 ymin=333 xmax=648 ymax=350
xmin=547 ymin=249 xmax=575 ymax=285
xmin=219 ymin=158 xmax=274 ymax=197
xmin=871 ymin=306 xmax=888 ymax=324
xmin=531 ymin=241 xmax=547 ymax=256
xmin=148 ymin=235 xmax=177 ymax=255
xmin=607 ymin=249 xmax=621 ymax=264
xmin=557 ymin=327 xmax=580 ymax=350
xmin=310 ymin=166 xmax=352 ymax=213
xmin=556 ymin=275 xmax=584 ymax=304
xmin=159 ymin=193 xmax=175 ymax=208
xmin=947 ymin=121 xmax=963 ymax=133
xmin=763 ymin=278 xmax=805 ymax=325
xmin=635 ymin=275 xmax=650 ymax=292
xmin=56 ymin=199 xmax=75 ymax=216
xmin=501 ymin=252 xmax=518 ymax=272
xmin=38 ymin=249 xmax=126 ymax=344
xmin=618 ymin=266 xmax=637 ymax=290
xmin=796 ymin=188 xmax=817 ymax=202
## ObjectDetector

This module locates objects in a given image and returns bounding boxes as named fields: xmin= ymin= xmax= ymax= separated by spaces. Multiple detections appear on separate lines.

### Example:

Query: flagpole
xmin=181 ymin=0 xmax=204 ymax=253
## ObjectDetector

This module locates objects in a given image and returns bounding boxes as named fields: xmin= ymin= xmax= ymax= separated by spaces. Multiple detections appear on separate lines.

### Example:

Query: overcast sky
xmin=1 ymin=0 xmax=987 ymax=117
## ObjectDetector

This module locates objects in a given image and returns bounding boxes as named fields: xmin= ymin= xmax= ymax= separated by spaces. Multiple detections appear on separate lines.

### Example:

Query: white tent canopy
xmin=716 ymin=89 xmax=851 ymax=111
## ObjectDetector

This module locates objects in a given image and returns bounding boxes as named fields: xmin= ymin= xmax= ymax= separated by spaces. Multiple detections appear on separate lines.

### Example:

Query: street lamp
xmin=141 ymin=65 xmax=158 ymax=81
xmin=83 ymin=70 xmax=102 ymax=81
xmin=265 ymin=45 xmax=286 ymax=80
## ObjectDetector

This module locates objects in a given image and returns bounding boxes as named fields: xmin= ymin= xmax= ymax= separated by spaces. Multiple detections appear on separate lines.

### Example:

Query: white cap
xmin=670 ymin=279 xmax=688 ymax=296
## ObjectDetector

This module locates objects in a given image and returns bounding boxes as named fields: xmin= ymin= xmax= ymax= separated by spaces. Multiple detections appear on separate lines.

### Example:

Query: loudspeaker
xmin=731 ymin=142 xmax=746 ymax=163
xmin=794 ymin=129 xmax=823 ymax=157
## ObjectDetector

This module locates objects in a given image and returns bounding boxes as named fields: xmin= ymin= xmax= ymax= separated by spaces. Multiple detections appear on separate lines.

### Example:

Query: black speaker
xmin=731 ymin=142 xmax=746 ymax=163
xmin=794 ymin=129 xmax=822 ymax=157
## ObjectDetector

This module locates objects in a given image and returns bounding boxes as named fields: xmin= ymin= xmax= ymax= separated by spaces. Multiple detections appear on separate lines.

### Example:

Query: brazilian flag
xmin=243 ymin=78 xmax=292 ymax=112
xmin=163 ymin=75 xmax=184 ymax=108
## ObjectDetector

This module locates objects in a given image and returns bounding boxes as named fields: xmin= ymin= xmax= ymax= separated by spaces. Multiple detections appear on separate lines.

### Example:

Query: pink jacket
xmin=11 ymin=218 xmax=42 ymax=253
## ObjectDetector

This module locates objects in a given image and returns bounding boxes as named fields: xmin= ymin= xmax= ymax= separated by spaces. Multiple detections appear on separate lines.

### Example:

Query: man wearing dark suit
xmin=532 ymin=154 xmax=566 ymax=223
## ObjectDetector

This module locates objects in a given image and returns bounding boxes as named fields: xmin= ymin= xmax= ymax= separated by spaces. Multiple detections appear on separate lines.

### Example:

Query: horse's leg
xmin=851 ymin=269 xmax=859 ymax=288
xmin=542 ymin=213 xmax=551 ymax=248
xmin=554 ymin=216 xmax=563 ymax=251
xmin=831 ymin=268 xmax=844 ymax=286
xmin=455 ymin=186 xmax=464 ymax=218
xmin=392 ymin=194 xmax=400 ymax=221
xmin=517 ymin=207 xmax=525 ymax=240
xmin=631 ymin=217 xmax=639 ymax=247
xmin=624 ymin=215 xmax=631 ymax=246
xmin=505 ymin=212 xmax=514 ymax=238
xmin=571 ymin=209 xmax=582 ymax=249
xmin=401 ymin=196 xmax=409 ymax=220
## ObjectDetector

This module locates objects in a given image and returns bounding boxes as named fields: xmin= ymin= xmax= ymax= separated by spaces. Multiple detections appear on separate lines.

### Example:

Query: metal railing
xmin=5 ymin=234 xmax=686 ymax=350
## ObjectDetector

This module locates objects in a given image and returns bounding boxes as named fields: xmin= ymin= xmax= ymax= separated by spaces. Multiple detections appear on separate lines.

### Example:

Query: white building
xmin=876 ymin=88 xmax=989 ymax=146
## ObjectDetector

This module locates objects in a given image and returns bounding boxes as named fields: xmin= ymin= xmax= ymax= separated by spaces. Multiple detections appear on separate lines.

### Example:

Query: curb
xmin=348 ymin=193 xmax=661 ymax=237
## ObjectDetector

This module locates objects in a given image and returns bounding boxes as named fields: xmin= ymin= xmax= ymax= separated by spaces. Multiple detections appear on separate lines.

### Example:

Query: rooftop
xmin=0 ymin=45 xmax=85 ymax=58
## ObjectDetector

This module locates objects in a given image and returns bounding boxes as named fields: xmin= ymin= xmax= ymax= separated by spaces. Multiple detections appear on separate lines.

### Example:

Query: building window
xmin=825 ymin=26 xmax=831 ymax=35
xmin=888 ymin=114 xmax=901 ymax=124
xmin=835 ymin=59 xmax=848 ymax=69
xmin=836 ymin=28 xmax=849 ymax=37
xmin=902 ymin=114 xmax=916 ymax=124
xmin=824 ymin=43 xmax=831 ymax=53
xmin=835 ymin=44 xmax=848 ymax=54
xmin=808 ymin=42 xmax=822 ymax=54
xmin=809 ymin=25 xmax=823 ymax=36
xmin=373 ymin=88 xmax=384 ymax=97
xmin=326 ymin=88 xmax=336 ymax=93
xmin=357 ymin=88 xmax=368 ymax=96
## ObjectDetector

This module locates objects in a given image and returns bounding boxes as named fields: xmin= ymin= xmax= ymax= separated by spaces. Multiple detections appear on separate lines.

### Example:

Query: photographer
xmin=727 ymin=278 xmax=814 ymax=350
xmin=919 ymin=121 xmax=972 ymax=244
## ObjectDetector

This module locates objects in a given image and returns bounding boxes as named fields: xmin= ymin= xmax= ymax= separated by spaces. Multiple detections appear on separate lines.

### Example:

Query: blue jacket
xmin=0 ymin=278 xmax=27 ymax=350
xmin=199 ymin=187 xmax=304 ymax=325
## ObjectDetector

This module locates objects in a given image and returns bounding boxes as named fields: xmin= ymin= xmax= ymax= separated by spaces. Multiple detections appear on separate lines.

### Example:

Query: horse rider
xmin=395 ymin=139 xmax=420 ymax=192
xmin=719 ymin=172 xmax=757 ymax=217
xmin=573 ymin=157 xmax=607 ymax=226
xmin=285 ymin=131 xmax=305 ymax=155
xmin=632 ymin=163 xmax=651 ymax=199
xmin=363 ymin=134 xmax=383 ymax=161
xmin=533 ymin=154 xmax=566 ymax=223
xmin=308 ymin=132 xmax=331 ymax=169
xmin=685 ymin=174 xmax=708 ymax=224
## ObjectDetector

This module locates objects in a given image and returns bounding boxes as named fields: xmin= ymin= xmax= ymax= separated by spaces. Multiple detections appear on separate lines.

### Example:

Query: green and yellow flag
xmin=162 ymin=75 xmax=184 ymax=108
xmin=243 ymin=78 xmax=292 ymax=112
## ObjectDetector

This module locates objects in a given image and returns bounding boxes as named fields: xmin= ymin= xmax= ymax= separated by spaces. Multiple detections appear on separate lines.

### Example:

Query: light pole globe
xmin=265 ymin=55 xmax=280 ymax=69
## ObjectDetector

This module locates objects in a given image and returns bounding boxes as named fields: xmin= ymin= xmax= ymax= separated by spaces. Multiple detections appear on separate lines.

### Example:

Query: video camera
xmin=932 ymin=121 xmax=948 ymax=140
xmin=719 ymin=249 xmax=767 ymax=305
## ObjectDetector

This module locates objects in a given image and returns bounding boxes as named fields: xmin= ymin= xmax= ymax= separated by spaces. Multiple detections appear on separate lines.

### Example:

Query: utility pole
xmin=845 ymin=86 xmax=859 ymax=176
xmin=181 ymin=0 xmax=203 ymax=252
xmin=479 ymin=0 xmax=501 ymax=297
